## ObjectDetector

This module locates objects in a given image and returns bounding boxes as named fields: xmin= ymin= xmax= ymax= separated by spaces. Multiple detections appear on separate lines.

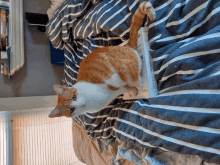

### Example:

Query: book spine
xmin=141 ymin=27 xmax=158 ymax=97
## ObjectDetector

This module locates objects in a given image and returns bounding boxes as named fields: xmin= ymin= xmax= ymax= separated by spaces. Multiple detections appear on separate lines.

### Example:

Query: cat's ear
xmin=53 ymin=84 xmax=67 ymax=95
xmin=48 ymin=107 xmax=61 ymax=118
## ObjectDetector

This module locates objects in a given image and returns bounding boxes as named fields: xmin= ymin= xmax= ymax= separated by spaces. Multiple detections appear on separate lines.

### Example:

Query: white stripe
xmin=75 ymin=1 xmax=94 ymax=37
xmin=68 ymin=3 xmax=82 ymax=8
xmin=120 ymin=28 xmax=130 ymax=38
xmin=50 ymin=29 xmax=62 ymax=42
xmin=128 ymin=0 xmax=138 ymax=11
xmin=119 ymin=40 xmax=128 ymax=46
xmin=81 ymin=0 xmax=106 ymax=38
xmin=64 ymin=70 xmax=76 ymax=81
xmin=84 ymin=113 xmax=108 ymax=119
xmin=82 ymin=11 xmax=97 ymax=38
xmin=166 ymin=0 xmax=209 ymax=28
xmin=84 ymin=106 xmax=116 ymax=117
xmin=155 ymin=6 xmax=220 ymax=43
xmin=106 ymin=127 xmax=169 ymax=151
xmin=101 ymin=5 xmax=127 ymax=29
xmin=54 ymin=1 xmax=81 ymax=17
xmin=160 ymin=68 xmax=203 ymax=82
xmin=209 ymin=70 xmax=220 ymax=77
xmin=85 ymin=106 xmax=220 ymax=134
xmin=91 ymin=36 xmax=122 ymax=41
xmin=48 ymin=17 xmax=64 ymax=37
xmin=154 ymin=49 xmax=220 ymax=75
xmin=159 ymin=86 xmax=173 ymax=94
xmin=77 ymin=47 xmax=83 ymax=52
xmin=76 ymin=22 xmax=84 ymax=37
xmin=49 ymin=10 xmax=82 ymax=37
xmin=179 ymin=37 xmax=195 ymax=43
xmin=180 ymin=32 xmax=220 ymax=48
xmin=77 ymin=47 xmax=87 ymax=57
xmin=139 ymin=102 xmax=220 ymax=114
xmin=154 ymin=0 xmax=174 ymax=12
xmin=96 ymin=0 xmax=122 ymax=34
xmin=74 ymin=16 xmax=85 ymax=38
xmin=113 ymin=128 xmax=168 ymax=151
xmin=62 ymin=18 xmax=76 ymax=27
xmin=110 ymin=13 xmax=131 ymax=31
xmin=153 ymin=54 xmax=169 ymax=62
xmin=64 ymin=54 xmax=72 ymax=62
xmin=72 ymin=2 xmax=91 ymax=38
xmin=76 ymin=0 xmax=106 ymax=37
xmin=66 ymin=2 xmax=89 ymax=17
xmin=64 ymin=78 xmax=73 ymax=86
xmin=85 ymin=115 xmax=220 ymax=155
xmin=160 ymin=89 xmax=220 ymax=97
xmin=152 ymin=37 xmax=196 ymax=62
xmin=110 ymin=0 xmax=137 ymax=31
xmin=62 ymin=30 xmax=68 ymax=33
xmin=47 ymin=4 xmax=68 ymax=31
xmin=115 ymin=108 xmax=220 ymax=134
xmin=78 ymin=41 xmax=92 ymax=53
xmin=74 ymin=117 xmax=86 ymax=128
xmin=97 ymin=0 xmax=114 ymax=14
xmin=52 ymin=2 xmax=67 ymax=18
xmin=88 ymin=31 xmax=94 ymax=38
xmin=61 ymin=44 xmax=65 ymax=50
xmin=85 ymin=39 xmax=104 ymax=48
xmin=64 ymin=45 xmax=77 ymax=63
xmin=66 ymin=43 xmax=83 ymax=61
xmin=66 ymin=64 xmax=78 ymax=74
xmin=149 ymin=34 xmax=161 ymax=44
xmin=62 ymin=36 xmax=69 ymax=41
xmin=54 ymin=39 xmax=63 ymax=49
xmin=82 ymin=118 xmax=169 ymax=151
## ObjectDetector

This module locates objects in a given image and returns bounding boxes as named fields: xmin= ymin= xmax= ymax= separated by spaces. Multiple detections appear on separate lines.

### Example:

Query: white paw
xmin=128 ymin=87 xmax=139 ymax=97
xmin=140 ymin=1 xmax=156 ymax=21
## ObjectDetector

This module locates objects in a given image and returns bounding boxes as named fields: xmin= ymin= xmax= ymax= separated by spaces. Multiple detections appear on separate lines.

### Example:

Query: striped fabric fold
xmin=46 ymin=0 xmax=220 ymax=163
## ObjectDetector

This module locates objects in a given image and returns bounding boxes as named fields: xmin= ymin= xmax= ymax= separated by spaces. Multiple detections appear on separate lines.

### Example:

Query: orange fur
xmin=49 ymin=1 xmax=156 ymax=118
xmin=77 ymin=46 xmax=140 ymax=85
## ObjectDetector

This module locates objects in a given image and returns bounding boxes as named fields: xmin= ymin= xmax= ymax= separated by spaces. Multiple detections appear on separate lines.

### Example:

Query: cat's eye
xmin=72 ymin=95 xmax=77 ymax=101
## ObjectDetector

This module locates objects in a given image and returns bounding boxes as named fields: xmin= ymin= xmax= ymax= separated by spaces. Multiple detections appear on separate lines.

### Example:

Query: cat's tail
xmin=126 ymin=1 xmax=156 ymax=48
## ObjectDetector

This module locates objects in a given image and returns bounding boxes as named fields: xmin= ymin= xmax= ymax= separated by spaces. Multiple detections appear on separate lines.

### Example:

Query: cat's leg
xmin=126 ymin=1 xmax=156 ymax=48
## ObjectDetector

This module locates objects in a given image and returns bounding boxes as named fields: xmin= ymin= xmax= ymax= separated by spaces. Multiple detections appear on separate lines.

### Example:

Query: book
xmin=123 ymin=27 xmax=158 ymax=100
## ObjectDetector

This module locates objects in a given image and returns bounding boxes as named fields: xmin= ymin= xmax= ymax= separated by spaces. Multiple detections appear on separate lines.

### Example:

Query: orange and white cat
xmin=49 ymin=1 xmax=156 ymax=118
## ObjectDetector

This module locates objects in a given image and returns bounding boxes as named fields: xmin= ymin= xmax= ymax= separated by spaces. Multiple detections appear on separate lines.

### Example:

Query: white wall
xmin=24 ymin=0 xmax=51 ymax=14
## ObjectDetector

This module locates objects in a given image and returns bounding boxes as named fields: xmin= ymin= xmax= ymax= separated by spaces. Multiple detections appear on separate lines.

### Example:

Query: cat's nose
xmin=70 ymin=107 xmax=75 ymax=114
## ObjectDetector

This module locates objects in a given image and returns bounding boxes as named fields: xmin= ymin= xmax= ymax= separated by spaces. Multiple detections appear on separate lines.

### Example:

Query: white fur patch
xmin=105 ymin=72 xmax=126 ymax=88
xmin=70 ymin=81 xmax=126 ymax=115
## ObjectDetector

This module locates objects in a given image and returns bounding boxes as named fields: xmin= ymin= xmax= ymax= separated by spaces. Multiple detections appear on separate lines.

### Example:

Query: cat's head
xmin=48 ymin=84 xmax=86 ymax=118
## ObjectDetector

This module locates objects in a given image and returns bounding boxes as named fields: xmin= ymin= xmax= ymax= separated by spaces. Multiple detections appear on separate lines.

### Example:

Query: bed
xmin=46 ymin=0 xmax=220 ymax=164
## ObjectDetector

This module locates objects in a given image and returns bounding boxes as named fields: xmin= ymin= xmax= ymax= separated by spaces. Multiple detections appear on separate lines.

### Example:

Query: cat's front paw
xmin=128 ymin=87 xmax=139 ymax=97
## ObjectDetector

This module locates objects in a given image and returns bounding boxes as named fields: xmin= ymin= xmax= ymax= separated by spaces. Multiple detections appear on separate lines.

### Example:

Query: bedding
xmin=46 ymin=0 xmax=220 ymax=164
xmin=47 ymin=0 xmax=65 ymax=20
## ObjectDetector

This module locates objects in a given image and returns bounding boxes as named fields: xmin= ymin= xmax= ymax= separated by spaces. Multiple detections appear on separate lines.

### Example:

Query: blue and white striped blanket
xmin=46 ymin=0 xmax=220 ymax=163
